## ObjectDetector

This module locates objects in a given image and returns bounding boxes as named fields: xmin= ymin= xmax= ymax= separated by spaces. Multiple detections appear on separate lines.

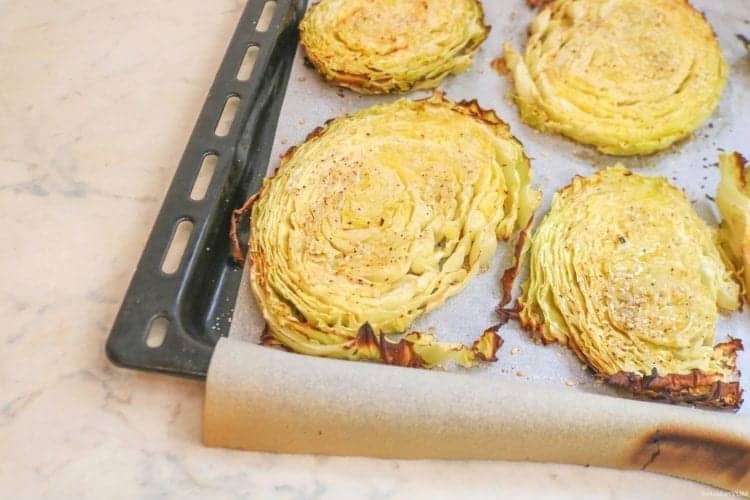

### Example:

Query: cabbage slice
xmin=299 ymin=0 xmax=489 ymax=94
xmin=520 ymin=166 xmax=743 ymax=407
xmin=239 ymin=93 xmax=540 ymax=369
xmin=503 ymin=0 xmax=727 ymax=155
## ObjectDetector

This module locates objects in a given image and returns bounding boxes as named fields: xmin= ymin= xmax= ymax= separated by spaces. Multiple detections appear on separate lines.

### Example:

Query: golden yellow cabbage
xmin=503 ymin=0 xmax=727 ymax=156
xmin=519 ymin=166 xmax=743 ymax=407
xmin=717 ymin=152 xmax=750 ymax=302
xmin=243 ymin=93 xmax=540 ymax=368
xmin=299 ymin=0 xmax=489 ymax=94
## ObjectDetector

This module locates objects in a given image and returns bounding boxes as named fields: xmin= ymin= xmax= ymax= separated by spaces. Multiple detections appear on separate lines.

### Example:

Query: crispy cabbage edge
xmin=299 ymin=0 xmax=490 ymax=94
xmin=503 ymin=0 xmax=727 ymax=156
xmin=237 ymin=92 xmax=540 ymax=369
xmin=518 ymin=166 xmax=743 ymax=407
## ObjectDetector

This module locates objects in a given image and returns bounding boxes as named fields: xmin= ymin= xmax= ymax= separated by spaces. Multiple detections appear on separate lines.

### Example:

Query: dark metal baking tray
xmin=106 ymin=0 xmax=305 ymax=379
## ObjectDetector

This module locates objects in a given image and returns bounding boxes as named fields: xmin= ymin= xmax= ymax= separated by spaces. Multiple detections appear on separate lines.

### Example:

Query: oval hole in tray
xmin=161 ymin=219 xmax=193 ymax=274
xmin=256 ymin=1 xmax=276 ymax=32
xmin=215 ymin=96 xmax=240 ymax=137
xmin=237 ymin=45 xmax=259 ymax=81
xmin=190 ymin=153 xmax=218 ymax=201
xmin=146 ymin=316 xmax=169 ymax=348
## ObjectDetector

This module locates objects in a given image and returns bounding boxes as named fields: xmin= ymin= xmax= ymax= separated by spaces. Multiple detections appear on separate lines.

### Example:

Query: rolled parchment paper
xmin=203 ymin=337 xmax=750 ymax=493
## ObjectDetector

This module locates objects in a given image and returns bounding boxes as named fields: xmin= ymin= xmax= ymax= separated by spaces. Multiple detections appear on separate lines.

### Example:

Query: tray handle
xmin=106 ymin=0 xmax=306 ymax=378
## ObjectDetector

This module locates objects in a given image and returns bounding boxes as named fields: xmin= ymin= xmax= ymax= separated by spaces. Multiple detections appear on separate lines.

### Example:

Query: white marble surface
xmin=0 ymin=1 xmax=739 ymax=498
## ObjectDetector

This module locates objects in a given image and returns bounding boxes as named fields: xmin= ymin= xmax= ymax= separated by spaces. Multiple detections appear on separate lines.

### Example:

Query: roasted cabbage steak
xmin=299 ymin=0 xmax=489 ymax=94
xmin=503 ymin=0 xmax=727 ymax=155
xmin=519 ymin=166 xmax=743 ymax=407
xmin=240 ymin=93 xmax=540 ymax=368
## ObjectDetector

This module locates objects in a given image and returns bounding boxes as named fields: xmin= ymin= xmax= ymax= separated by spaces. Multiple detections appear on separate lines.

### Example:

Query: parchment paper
xmin=205 ymin=0 xmax=750 ymax=490
xmin=205 ymin=336 xmax=750 ymax=493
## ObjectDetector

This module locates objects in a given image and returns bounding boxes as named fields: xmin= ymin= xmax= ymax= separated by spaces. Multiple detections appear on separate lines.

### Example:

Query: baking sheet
xmin=228 ymin=0 xmax=750 ymax=415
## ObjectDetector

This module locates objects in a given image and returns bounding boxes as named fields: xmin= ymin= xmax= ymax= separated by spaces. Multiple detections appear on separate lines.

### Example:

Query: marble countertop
xmin=0 ymin=1 xmax=729 ymax=498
